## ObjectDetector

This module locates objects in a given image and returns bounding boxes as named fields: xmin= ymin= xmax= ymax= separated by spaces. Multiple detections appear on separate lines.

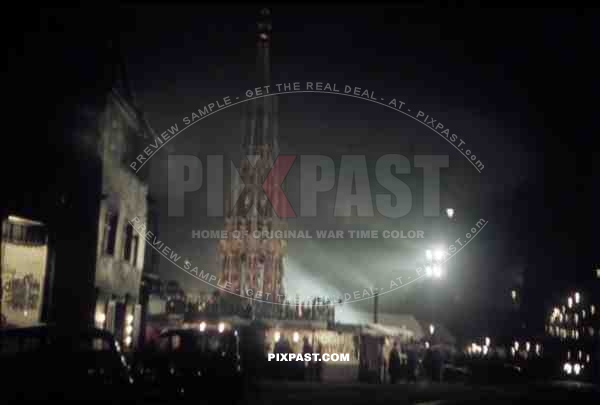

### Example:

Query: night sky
xmin=13 ymin=6 xmax=595 ymax=335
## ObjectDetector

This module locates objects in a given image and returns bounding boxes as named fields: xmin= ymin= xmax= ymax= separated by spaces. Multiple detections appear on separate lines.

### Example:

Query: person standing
xmin=302 ymin=336 xmax=314 ymax=381
xmin=388 ymin=341 xmax=401 ymax=383
xmin=315 ymin=341 xmax=324 ymax=382
xmin=432 ymin=347 xmax=443 ymax=382
xmin=406 ymin=340 xmax=418 ymax=383
xmin=423 ymin=346 xmax=433 ymax=380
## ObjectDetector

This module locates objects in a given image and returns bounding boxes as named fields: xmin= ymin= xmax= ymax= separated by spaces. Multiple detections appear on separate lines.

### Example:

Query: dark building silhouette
xmin=3 ymin=8 xmax=154 ymax=342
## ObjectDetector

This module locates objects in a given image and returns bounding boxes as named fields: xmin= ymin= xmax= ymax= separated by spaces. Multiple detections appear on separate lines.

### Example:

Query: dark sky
xmin=15 ymin=6 xmax=594 ymax=332
xmin=114 ymin=5 xmax=594 ymax=327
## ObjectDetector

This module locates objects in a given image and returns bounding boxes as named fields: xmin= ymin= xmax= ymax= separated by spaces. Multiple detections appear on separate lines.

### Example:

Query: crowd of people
xmin=386 ymin=339 xmax=448 ymax=383
xmin=271 ymin=334 xmax=324 ymax=381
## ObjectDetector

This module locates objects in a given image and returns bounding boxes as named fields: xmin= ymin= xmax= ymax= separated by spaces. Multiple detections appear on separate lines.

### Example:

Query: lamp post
xmin=424 ymin=208 xmax=455 ymax=338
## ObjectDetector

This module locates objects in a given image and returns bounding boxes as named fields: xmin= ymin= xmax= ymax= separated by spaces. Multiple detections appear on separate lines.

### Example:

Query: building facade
xmin=3 ymin=11 xmax=154 ymax=346
xmin=544 ymin=287 xmax=600 ymax=382
xmin=92 ymin=81 xmax=155 ymax=350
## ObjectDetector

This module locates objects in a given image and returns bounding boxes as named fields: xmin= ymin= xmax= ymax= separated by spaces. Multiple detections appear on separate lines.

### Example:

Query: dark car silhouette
xmin=132 ymin=328 xmax=243 ymax=401
xmin=0 ymin=325 xmax=135 ymax=402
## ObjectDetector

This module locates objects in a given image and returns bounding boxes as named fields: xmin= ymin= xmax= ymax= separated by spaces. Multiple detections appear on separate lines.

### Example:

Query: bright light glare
xmin=434 ymin=250 xmax=445 ymax=261
xmin=514 ymin=341 xmax=519 ymax=351
xmin=445 ymin=208 xmax=455 ymax=219
xmin=124 ymin=336 xmax=132 ymax=346
xmin=433 ymin=265 xmax=442 ymax=278
xmin=485 ymin=337 xmax=490 ymax=347
xmin=564 ymin=362 xmax=572 ymax=374
xmin=126 ymin=314 xmax=134 ymax=324
xmin=95 ymin=312 xmax=106 ymax=324
xmin=218 ymin=322 xmax=225 ymax=333
xmin=574 ymin=363 xmax=581 ymax=375
xmin=575 ymin=292 xmax=580 ymax=304
xmin=568 ymin=297 xmax=573 ymax=308
xmin=199 ymin=322 xmax=206 ymax=332
xmin=425 ymin=250 xmax=433 ymax=261
xmin=425 ymin=266 xmax=432 ymax=277
xmin=429 ymin=324 xmax=435 ymax=335
xmin=274 ymin=331 xmax=281 ymax=342
xmin=525 ymin=342 xmax=530 ymax=352
xmin=293 ymin=332 xmax=300 ymax=343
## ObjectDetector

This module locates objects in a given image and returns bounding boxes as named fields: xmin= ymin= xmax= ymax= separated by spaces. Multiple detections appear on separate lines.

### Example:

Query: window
xmin=2 ymin=220 xmax=9 ymax=239
xmin=12 ymin=224 xmax=23 ymax=241
xmin=131 ymin=236 xmax=139 ymax=266
xmin=123 ymin=223 xmax=133 ymax=262
xmin=103 ymin=211 xmax=119 ymax=255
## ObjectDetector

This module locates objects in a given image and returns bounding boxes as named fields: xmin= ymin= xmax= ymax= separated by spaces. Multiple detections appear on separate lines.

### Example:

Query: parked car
xmin=132 ymin=328 xmax=243 ymax=401
xmin=0 ymin=324 xmax=135 ymax=402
